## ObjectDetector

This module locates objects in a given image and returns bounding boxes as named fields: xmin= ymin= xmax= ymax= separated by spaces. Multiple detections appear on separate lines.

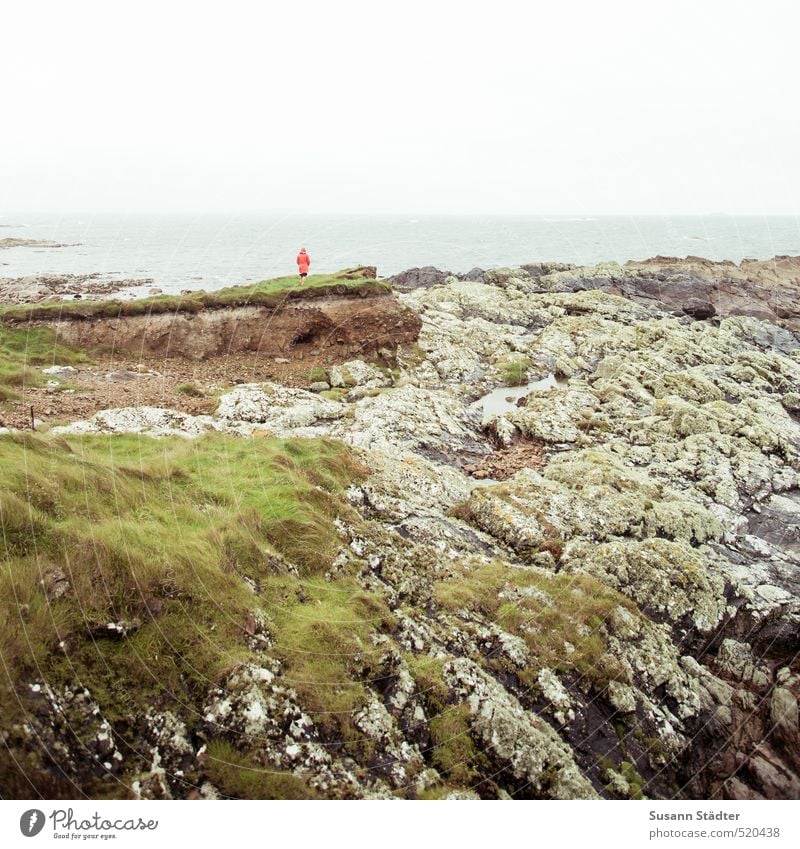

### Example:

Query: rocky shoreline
xmin=0 ymin=237 xmax=74 ymax=250
xmin=390 ymin=254 xmax=800 ymax=336
xmin=1 ymin=255 xmax=798 ymax=799
xmin=0 ymin=272 xmax=155 ymax=305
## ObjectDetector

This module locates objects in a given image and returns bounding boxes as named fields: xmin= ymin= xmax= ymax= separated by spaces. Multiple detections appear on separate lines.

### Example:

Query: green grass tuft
xmin=262 ymin=575 xmax=395 ymax=755
xmin=0 ymin=431 xmax=378 ymax=795
xmin=405 ymin=654 xmax=486 ymax=788
xmin=500 ymin=356 xmax=532 ymax=386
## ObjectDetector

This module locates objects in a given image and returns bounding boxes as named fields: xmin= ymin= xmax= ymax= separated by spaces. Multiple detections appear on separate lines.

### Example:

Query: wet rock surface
xmin=5 ymin=255 xmax=800 ymax=799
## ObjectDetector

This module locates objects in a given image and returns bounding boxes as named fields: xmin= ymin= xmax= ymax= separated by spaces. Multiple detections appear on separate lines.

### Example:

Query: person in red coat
xmin=296 ymin=247 xmax=310 ymax=281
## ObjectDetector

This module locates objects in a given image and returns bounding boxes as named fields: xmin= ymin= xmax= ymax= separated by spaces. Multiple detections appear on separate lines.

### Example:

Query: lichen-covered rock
xmin=442 ymin=658 xmax=597 ymax=799
xmin=329 ymin=359 xmax=391 ymax=389
xmin=713 ymin=640 xmax=771 ymax=688
xmin=353 ymin=695 xmax=425 ymax=787
xmin=216 ymin=383 xmax=345 ymax=435
xmin=770 ymin=687 xmax=799 ymax=750
xmin=536 ymin=668 xmax=575 ymax=725
xmin=483 ymin=267 xmax=532 ymax=290
xmin=562 ymin=538 xmax=727 ymax=634
xmin=202 ymin=662 xmax=376 ymax=798
xmin=334 ymin=384 xmax=487 ymax=461
xmin=508 ymin=383 xmax=599 ymax=443
xmin=606 ymin=681 xmax=637 ymax=714
xmin=458 ymin=450 xmax=723 ymax=559
xmin=52 ymin=406 xmax=215 ymax=438
xmin=399 ymin=279 xmax=550 ymax=384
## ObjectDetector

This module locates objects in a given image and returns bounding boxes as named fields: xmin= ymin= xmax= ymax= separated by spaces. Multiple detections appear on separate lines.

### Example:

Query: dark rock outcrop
xmin=538 ymin=255 xmax=800 ymax=338
xmin=459 ymin=267 xmax=486 ymax=282
xmin=682 ymin=297 xmax=716 ymax=320
xmin=388 ymin=266 xmax=451 ymax=291
xmin=521 ymin=262 xmax=577 ymax=278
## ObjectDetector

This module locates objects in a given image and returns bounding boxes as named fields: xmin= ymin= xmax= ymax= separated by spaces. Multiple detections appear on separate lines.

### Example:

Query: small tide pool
xmin=471 ymin=374 xmax=558 ymax=424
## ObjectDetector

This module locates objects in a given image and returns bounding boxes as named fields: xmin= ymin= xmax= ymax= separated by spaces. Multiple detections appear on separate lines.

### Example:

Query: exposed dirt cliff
xmin=9 ymin=278 xmax=420 ymax=361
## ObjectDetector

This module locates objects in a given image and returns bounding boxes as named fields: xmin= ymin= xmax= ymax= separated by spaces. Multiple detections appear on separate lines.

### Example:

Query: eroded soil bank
xmin=15 ymin=284 xmax=420 ymax=361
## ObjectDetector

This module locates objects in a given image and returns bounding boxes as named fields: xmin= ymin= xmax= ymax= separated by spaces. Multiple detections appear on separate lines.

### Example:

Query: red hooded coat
xmin=296 ymin=249 xmax=310 ymax=274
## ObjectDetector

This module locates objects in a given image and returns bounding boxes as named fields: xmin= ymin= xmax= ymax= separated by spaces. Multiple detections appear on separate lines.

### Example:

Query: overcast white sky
xmin=2 ymin=0 xmax=798 ymax=214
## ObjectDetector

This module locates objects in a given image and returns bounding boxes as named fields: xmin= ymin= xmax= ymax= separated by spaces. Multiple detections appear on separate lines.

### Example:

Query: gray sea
xmin=2 ymin=213 xmax=799 ymax=297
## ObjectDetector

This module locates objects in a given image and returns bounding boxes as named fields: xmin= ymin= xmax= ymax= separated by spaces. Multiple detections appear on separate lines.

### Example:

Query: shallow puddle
xmin=471 ymin=374 xmax=557 ymax=424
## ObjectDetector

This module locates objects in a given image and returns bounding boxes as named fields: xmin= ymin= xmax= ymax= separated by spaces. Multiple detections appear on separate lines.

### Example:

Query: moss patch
xmin=205 ymin=739 xmax=320 ymax=799
xmin=433 ymin=561 xmax=637 ymax=691
xmin=175 ymin=382 xmax=206 ymax=397
xmin=620 ymin=760 xmax=646 ymax=799
xmin=307 ymin=366 xmax=329 ymax=383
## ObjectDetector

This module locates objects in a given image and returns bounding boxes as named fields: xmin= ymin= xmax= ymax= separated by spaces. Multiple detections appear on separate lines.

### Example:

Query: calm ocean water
xmin=2 ymin=213 xmax=799 ymax=297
